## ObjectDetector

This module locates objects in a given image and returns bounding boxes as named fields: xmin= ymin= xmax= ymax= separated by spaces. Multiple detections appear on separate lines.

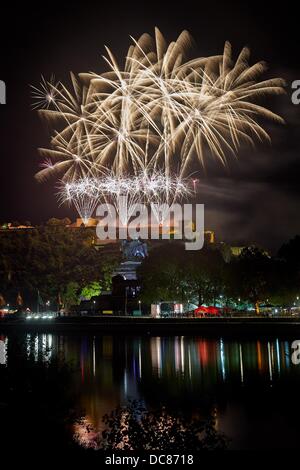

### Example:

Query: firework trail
xmin=58 ymin=170 xmax=191 ymax=224
xmin=32 ymin=28 xmax=285 ymax=222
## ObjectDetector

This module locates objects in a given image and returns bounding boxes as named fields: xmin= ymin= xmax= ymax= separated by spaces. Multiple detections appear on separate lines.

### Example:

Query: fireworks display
xmin=59 ymin=171 xmax=191 ymax=224
xmin=32 ymin=28 xmax=285 ymax=223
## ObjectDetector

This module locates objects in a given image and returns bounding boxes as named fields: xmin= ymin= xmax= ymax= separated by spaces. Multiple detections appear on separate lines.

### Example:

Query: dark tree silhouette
xmin=99 ymin=400 xmax=228 ymax=451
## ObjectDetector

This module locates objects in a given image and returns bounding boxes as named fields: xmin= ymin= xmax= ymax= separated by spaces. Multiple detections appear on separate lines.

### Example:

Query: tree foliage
xmin=100 ymin=400 xmax=228 ymax=451
xmin=0 ymin=226 xmax=120 ymax=308
xmin=138 ymin=239 xmax=300 ymax=311
xmin=138 ymin=242 xmax=227 ymax=306
xmin=80 ymin=281 xmax=102 ymax=300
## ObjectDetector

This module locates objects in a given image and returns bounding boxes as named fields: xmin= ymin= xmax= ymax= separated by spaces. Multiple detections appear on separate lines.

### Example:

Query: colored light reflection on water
xmin=2 ymin=333 xmax=300 ymax=449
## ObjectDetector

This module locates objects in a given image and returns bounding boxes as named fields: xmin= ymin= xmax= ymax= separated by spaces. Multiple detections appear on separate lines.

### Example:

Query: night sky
xmin=0 ymin=0 xmax=299 ymax=251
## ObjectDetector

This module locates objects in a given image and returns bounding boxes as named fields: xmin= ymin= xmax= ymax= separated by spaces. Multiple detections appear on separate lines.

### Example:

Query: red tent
xmin=207 ymin=306 xmax=220 ymax=314
xmin=194 ymin=306 xmax=220 ymax=316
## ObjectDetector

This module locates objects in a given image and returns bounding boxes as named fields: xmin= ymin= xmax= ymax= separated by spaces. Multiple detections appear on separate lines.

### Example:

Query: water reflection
xmin=25 ymin=333 xmax=54 ymax=362
xmin=0 ymin=335 xmax=7 ymax=365
xmin=3 ymin=334 xmax=297 ymax=385
xmin=2 ymin=333 xmax=300 ymax=449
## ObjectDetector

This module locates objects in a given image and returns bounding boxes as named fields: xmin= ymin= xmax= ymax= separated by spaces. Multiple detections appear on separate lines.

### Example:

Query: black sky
xmin=0 ymin=0 xmax=299 ymax=251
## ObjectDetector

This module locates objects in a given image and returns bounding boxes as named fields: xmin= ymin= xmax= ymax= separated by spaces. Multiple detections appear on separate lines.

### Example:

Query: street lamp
xmin=138 ymin=300 xmax=142 ymax=316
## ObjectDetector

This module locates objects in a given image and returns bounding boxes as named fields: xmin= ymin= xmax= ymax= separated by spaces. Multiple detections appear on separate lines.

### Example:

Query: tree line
xmin=0 ymin=223 xmax=120 ymax=310
xmin=138 ymin=237 xmax=300 ymax=313
xmin=1 ymin=223 xmax=300 ymax=314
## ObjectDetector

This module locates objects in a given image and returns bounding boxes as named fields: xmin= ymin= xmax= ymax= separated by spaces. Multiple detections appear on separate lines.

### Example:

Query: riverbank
xmin=2 ymin=315 xmax=300 ymax=336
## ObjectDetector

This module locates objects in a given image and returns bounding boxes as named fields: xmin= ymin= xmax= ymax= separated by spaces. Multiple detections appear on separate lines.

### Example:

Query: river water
xmin=1 ymin=333 xmax=300 ymax=450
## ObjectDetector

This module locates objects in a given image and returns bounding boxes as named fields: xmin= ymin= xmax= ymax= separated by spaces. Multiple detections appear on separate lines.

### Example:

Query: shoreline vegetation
xmin=2 ymin=224 xmax=300 ymax=318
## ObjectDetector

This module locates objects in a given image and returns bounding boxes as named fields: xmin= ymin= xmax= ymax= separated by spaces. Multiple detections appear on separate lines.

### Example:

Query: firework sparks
xmin=58 ymin=177 xmax=100 ymax=224
xmin=33 ymin=28 xmax=285 ymax=221
xmin=59 ymin=171 xmax=191 ymax=224
xmin=31 ymin=75 xmax=61 ymax=110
